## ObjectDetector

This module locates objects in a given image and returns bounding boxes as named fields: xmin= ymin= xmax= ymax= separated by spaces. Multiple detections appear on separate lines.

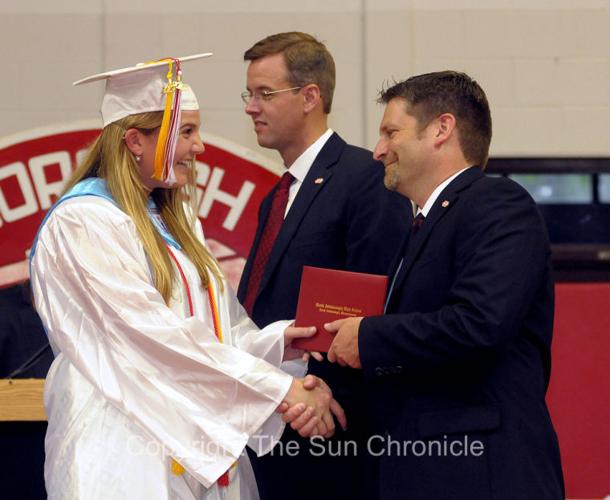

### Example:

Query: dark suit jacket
xmin=238 ymin=132 xmax=411 ymax=498
xmin=359 ymin=167 xmax=564 ymax=499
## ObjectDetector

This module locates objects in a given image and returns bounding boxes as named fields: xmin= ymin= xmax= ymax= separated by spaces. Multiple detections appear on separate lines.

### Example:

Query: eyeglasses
xmin=241 ymin=86 xmax=302 ymax=104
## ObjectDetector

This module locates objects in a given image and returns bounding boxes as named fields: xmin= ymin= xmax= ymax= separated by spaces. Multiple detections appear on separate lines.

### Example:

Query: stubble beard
xmin=383 ymin=165 xmax=400 ymax=192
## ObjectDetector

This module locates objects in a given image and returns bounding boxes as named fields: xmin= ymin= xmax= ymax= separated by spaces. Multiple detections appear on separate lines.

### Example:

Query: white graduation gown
xmin=30 ymin=196 xmax=293 ymax=500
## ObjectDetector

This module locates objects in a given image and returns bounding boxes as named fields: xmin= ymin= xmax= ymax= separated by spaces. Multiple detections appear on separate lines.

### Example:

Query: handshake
xmin=279 ymin=324 xmax=347 ymax=438
xmin=277 ymin=375 xmax=347 ymax=439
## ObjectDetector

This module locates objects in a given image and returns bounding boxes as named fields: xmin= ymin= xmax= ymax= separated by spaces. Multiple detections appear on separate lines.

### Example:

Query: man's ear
xmin=433 ymin=113 xmax=457 ymax=148
xmin=302 ymin=84 xmax=322 ymax=114
xmin=124 ymin=128 xmax=143 ymax=155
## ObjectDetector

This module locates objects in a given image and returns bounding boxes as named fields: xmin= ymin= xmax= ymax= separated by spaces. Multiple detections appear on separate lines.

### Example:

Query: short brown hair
xmin=378 ymin=71 xmax=492 ymax=168
xmin=244 ymin=32 xmax=336 ymax=114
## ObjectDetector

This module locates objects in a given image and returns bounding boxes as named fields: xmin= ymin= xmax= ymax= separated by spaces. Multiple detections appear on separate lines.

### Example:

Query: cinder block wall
xmin=1 ymin=0 xmax=608 ymax=161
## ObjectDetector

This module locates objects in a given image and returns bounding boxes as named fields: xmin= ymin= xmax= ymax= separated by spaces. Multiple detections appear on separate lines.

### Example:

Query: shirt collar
xmin=419 ymin=166 xmax=472 ymax=217
xmin=287 ymin=128 xmax=334 ymax=183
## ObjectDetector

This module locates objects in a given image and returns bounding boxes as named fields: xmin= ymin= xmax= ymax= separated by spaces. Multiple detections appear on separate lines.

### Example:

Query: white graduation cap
xmin=73 ymin=53 xmax=212 ymax=184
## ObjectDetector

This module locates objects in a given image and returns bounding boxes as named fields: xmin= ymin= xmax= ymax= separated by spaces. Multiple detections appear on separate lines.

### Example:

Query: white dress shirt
xmin=418 ymin=166 xmax=472 ymax=216
xmin=284 ymin=128 xmax=334 ymax=217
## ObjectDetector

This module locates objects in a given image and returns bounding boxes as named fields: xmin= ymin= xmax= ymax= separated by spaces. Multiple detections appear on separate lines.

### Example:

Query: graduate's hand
xmin=302 ymin=351 xmax=324 ymax=363
xmin=283 ymin=322 xmax=323 ymax=362
xmin=279 ymin=378 xmax=336 ymax=438
xmin=282 ymin=324 xmax=316 ymax=361
xmin=326 ymin=317 xmax=363 ymax=369
xmin=278 ymin=375 xmax=346 ymax=437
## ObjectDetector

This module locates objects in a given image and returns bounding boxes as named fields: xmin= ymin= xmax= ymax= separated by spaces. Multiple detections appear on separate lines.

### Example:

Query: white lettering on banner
xmin=76 ymin=148 xmax=88 ymax=167
xmin=0 ymin=154 xmax=256 ymax=229
xmin=29 ymin=151 xmax=72 ymax=209
xmin=196 ymin=161 xmax=211 ymax=186
xmin=197 ymin=163 xmax=255 ymax=231
xmin=0 ymin=162 xmax=39 ymax=226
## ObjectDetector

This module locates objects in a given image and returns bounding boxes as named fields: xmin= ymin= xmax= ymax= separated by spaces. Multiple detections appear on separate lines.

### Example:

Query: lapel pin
xmin=441 ymin=200 xmax=450 ymax=208
xmin=314 ymin=177 xmax=324 ymax=184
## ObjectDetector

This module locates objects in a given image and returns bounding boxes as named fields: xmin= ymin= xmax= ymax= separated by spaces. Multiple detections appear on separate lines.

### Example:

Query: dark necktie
xmin=384 ymin=213 xmax=425 ymax=312
xmin=243 ymin=172 xmax=294 ymax=315
xmin=411 ymin=212 xmax=425 ymax=236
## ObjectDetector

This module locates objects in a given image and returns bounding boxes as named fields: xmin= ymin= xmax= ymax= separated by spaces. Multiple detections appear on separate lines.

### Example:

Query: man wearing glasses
xmin=237 ymin=32 xmax=410 ymax=500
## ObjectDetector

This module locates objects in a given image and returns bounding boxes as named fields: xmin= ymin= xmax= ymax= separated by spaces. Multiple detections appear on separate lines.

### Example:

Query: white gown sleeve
xmin=192 ymin=214 xmax=291 ymax=365
xmin=31 ymin=198 xmax=293 ymax=488
xmin=192 ymin=216 xmax=299 ymax=455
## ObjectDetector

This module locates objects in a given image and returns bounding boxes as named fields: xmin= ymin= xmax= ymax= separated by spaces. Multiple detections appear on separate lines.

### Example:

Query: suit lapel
xmin=257 ymin=133 xmax=345 ymax=295
xmin=386 ymin=167 xmax=484 ymax=310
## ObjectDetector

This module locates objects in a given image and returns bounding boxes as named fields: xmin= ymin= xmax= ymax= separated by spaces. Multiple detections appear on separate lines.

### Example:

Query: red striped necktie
xmin=243 ymin=172 xmax=295 ymax=315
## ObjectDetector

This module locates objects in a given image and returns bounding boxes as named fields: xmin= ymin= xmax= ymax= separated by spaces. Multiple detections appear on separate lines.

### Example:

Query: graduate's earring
xmin=135 ymin=155 xmax=141 ymax=162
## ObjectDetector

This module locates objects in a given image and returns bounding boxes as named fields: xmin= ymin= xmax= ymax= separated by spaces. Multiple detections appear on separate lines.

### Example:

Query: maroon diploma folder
xmin=292 ymin=266 xmax=388 ymax=352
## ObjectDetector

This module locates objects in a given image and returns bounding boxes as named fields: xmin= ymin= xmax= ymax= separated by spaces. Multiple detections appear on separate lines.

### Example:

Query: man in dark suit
xmin=238 ymin=32 xmax=410 ymax=500
xmin=327 ymin=71 xmax=565 ymax=499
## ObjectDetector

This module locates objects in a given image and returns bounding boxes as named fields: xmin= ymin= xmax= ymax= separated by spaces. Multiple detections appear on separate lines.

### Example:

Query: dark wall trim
xmin=487 ymin=157 xmax=610 ymax=174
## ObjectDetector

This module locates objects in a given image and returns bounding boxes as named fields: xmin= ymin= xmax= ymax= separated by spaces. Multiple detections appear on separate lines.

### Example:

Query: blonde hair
xmin=64 ymin=111 xmax=223 ymax=303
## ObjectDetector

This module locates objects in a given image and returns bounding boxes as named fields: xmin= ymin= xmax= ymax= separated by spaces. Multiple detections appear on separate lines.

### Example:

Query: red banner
xmin=0 ymin=121 xmax=282 ymax=289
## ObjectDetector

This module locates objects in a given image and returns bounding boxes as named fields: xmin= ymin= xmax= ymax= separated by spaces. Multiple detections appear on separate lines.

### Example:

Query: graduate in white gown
xmin=30 ymin=54 xmax=343 ymax=500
